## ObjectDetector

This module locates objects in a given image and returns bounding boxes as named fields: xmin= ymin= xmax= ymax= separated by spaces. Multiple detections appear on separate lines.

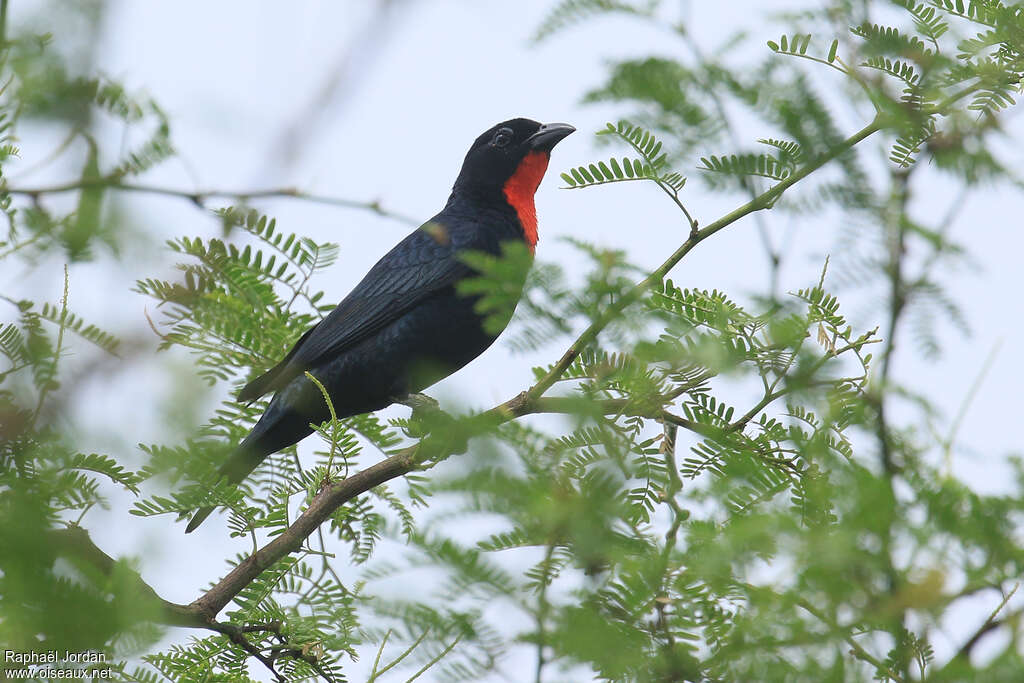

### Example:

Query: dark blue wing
xmin=238 ymin=222 xmax=469 ymax=401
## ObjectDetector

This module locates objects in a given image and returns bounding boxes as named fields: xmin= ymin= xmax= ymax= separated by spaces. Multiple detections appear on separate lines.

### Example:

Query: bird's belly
xmin=380 ymin=290 xmax=498 ymax=391
xmin=294 ymin=290 xmax=500 ymax=420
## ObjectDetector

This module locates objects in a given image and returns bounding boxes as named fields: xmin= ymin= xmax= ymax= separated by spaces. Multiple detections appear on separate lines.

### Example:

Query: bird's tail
xmin=184 ymin=504 xmax=217 ymax=533
xmin=184 ymin=408 xmax=315 ymax=533
xmin=184 ymin=439 xmax=266 ymax=533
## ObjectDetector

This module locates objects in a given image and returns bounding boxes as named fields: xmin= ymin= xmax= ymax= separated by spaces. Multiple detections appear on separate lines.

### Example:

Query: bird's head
xmin=453 ymin=118 xmax=575 ymax=198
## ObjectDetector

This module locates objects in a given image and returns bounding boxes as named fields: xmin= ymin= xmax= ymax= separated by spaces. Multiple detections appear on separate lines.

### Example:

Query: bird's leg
xmin=393 ymin=393 xmax=438 ymax=413
xmin=393 ymin=392 xmax=441 ymax=417
xmin=392 ymin=393 xmax=467 ymax=455
xmin=392 ymin=392 xmax=443 ymax=438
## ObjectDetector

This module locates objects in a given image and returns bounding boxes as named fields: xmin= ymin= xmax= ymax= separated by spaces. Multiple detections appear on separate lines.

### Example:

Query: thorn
xmin=143 ymin=306 xmax=170 ymax=340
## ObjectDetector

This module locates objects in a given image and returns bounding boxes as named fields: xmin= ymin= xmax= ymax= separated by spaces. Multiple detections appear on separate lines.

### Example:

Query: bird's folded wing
xmin=238 ymin=226 xmax=470 ymax=402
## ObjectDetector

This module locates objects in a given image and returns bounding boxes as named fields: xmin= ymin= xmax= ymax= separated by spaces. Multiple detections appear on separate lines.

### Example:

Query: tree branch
xmin=528 ymin=115 xmax=883 ymax=399
xmin=797 ymin=599 xmax=904 ymax=682
xmin=51 ymin=526 xmax=337 ymax=680
xmin=190 ymin=447 xmax=420 ymax=618
xmin=949 ymin=584 xmax=1021 ymax=666
xmin=6 ymin=178 xmax=417 ymax=224
xmin=49 ymin=526 xmax=203 ymax=627
xmin=211 ymin=620 xmax=335 ymax=683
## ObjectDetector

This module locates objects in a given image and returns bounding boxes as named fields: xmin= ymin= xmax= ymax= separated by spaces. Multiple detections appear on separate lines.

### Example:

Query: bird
xmin=186 ymin=118 xmax=575 ymax=532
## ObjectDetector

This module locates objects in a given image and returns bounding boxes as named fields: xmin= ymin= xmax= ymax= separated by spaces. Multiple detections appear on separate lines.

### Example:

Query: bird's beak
xmin=527 ymin=122 xmax=576 ymax=151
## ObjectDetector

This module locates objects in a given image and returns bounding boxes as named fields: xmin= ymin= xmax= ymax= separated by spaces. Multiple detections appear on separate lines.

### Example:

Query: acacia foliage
xmin=2 ymin=1 xmax=1024 ymax=682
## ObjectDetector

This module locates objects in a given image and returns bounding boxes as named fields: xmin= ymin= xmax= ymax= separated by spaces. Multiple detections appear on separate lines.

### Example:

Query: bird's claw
xmin=393 ymin=393 xmax=468 ymax=455
xmin=393 ymin=393 xmax=443 ymax=438
xmin=394 ymin=392 xmax=441 ymax=416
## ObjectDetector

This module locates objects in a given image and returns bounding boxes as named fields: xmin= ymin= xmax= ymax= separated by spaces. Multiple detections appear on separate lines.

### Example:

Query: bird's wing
xmin=238 ymin=223 xmax=470 ymax=402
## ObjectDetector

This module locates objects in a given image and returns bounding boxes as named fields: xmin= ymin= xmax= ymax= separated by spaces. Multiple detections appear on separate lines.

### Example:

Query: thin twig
xmin=406 ymin=632 xmax=463 ymax=682
xmin=211 ymin=617 xmax=335 ymax=681
xmin=0 ymin=232 xmax=45 ymax=260
xmin=366 ymin=628 xmax=431 ymax=682
xmin=528 ymin=116 xmax=883 ymax=401
xmin=305 ymin=371 xmax=342 ymax=475
xmin=6 ymin=179 xmax=418 ymax=224
xmin=951 ymin=582 xmax=1021 ymax=663
xmin=534 ymin=543 xmax=556 ymax=683
xmin=30 ymin=265 xmax=70 ymax=428
xmin=675 ymin=26 xmax=782 ymax=294
xmin=797 ymin=599 xmax=904 ymax=682
xmin=215 ymin=624 xmax=285 ymax=682
xmin=942 ymin=340 xmax=1001 ymax=475
xmin=368 ymin=629 xmax=392 ymax=678
xmin=874 ymin=167 xmax=913 ymax=679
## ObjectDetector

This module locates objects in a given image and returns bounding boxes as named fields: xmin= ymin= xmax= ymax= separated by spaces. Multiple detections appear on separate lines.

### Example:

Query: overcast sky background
xmin=7 ymin=0 xmax=1024 ymax=679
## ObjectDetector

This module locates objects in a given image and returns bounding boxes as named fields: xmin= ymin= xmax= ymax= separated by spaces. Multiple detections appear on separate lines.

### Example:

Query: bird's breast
xmin=501 ymin=151 xmax=549 ymax=252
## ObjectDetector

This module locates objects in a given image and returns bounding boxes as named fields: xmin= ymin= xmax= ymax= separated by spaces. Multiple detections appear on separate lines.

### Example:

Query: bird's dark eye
xmin=492 ymin=128 xmax=513 ymax=148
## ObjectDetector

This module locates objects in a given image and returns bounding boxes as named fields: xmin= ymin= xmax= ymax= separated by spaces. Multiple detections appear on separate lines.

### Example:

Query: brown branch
xmin=189 ymin=447 xmax=421 ymax=618
xmin=210 ymin=620 xmax=335 ymax=683
xmin=189 ymin=390 xmax=540 ymax=618
xmin=186 ymin=378 xmax=838 ymax=621
xmin=49 ymin=526 xmax=203 ymax=627
xmin=51 ymin=526 xmax=335 ymax=679
xmin=6 ymin=178 xmax=417 ymax=224
xmin=217 ymin=623 xmax=286 ymax=682
xmin=50 ymin=394 xmax=698 ymax=630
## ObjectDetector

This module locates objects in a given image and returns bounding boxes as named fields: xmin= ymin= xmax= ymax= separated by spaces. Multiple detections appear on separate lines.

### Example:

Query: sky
xmin=7 ymin=0 xmax=1024 ymax=679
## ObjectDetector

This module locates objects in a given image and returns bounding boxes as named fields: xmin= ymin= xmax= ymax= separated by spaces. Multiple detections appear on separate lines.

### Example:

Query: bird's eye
xmin=492 ymin=128 xmax=513 ymax=148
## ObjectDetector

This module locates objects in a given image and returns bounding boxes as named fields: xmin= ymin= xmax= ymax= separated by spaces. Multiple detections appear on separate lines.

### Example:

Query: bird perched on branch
xmin=186 ymin=118 xmax=574 ymax=532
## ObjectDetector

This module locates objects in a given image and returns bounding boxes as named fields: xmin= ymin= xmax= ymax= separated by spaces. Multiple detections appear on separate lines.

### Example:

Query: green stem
xmin=529 ymin=116 xmax=883 ymax=399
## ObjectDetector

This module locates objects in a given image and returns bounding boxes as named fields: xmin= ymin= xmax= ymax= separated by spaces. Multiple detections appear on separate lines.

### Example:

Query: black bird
xmin=186 ymin=118 xmax=574 ymax=532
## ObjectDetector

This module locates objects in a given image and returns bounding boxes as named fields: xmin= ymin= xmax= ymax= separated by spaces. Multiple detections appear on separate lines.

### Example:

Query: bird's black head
xmin=453 ymin=118 xmax=575 ymax=197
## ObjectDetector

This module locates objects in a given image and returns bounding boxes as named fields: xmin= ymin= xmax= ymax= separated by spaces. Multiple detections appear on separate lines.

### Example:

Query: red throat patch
xmin=502 ymin=151 xmax=549 ymax=253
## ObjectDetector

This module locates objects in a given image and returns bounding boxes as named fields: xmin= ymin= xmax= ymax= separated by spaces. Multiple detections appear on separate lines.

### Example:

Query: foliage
xmin=3 ymin=1 xmax=1024 ymax=682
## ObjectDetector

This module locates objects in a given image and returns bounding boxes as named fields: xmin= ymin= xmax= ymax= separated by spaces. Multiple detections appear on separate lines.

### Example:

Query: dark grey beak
xmin=527 ymin=122 xmax=576 ymax=151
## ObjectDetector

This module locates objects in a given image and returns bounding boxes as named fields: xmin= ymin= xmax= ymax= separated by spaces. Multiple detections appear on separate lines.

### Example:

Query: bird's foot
xmin=393 ymin=393 xmax=444 ymax=438
xmin=394 ymin=392 xmax=441 ymax=417
xmin=393 ymin=393 xmax=468 ymax=455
